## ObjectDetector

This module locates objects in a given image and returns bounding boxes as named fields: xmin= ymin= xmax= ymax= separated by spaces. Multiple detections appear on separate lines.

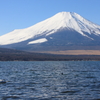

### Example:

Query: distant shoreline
xmin=1 ymin=48 xmax=100 ymax=61
xmin=1 ymin=54 xmax=100 ymax=61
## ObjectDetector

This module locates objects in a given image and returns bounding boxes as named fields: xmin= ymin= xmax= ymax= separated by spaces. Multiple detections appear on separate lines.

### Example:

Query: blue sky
xmin=0 ymin=0 xmax=100 ymax=36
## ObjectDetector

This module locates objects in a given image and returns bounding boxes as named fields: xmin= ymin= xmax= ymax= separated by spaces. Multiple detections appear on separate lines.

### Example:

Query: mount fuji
xmin=0 ymin=12 xmax=100 ymax=51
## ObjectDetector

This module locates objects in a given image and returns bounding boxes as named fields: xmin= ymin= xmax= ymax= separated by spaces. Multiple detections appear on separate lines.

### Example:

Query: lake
xmin=0 ymin=61 xmax=100 ymax=100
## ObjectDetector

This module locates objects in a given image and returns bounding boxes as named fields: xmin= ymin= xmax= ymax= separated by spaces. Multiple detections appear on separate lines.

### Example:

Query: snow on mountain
xmin=0 ymin=12 xmax=100 ymax=45
xmin=28 ymin=38 xmax=47 ymax=44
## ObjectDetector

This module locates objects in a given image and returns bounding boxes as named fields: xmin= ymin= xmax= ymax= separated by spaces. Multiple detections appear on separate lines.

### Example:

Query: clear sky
xmin=0 ymin=0 xmax=100 ymax=36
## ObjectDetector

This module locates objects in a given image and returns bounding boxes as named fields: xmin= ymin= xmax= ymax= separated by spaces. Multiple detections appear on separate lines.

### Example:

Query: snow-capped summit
xmin=0 ymin=12 xmax=100 ymax=51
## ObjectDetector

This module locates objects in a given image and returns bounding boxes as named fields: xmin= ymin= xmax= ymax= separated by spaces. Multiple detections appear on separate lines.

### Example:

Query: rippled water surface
xmin=0 ymin=61 xmax=100 ymax=100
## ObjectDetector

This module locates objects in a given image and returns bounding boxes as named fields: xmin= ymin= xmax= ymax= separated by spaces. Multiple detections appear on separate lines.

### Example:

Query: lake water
xmin=0 ymin=61 xmax=100 ymax=100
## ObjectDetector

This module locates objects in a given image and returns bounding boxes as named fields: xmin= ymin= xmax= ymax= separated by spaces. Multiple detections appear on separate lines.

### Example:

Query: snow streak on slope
xmin=28 ymin=38 xmax=47 ymax=44
xmin=0 ymin=12 xmax=100 ymax=45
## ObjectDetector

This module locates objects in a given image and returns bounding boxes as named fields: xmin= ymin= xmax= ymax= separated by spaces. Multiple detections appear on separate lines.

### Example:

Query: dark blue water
xmin=0 ymin=61 xmax=100 ymax=100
